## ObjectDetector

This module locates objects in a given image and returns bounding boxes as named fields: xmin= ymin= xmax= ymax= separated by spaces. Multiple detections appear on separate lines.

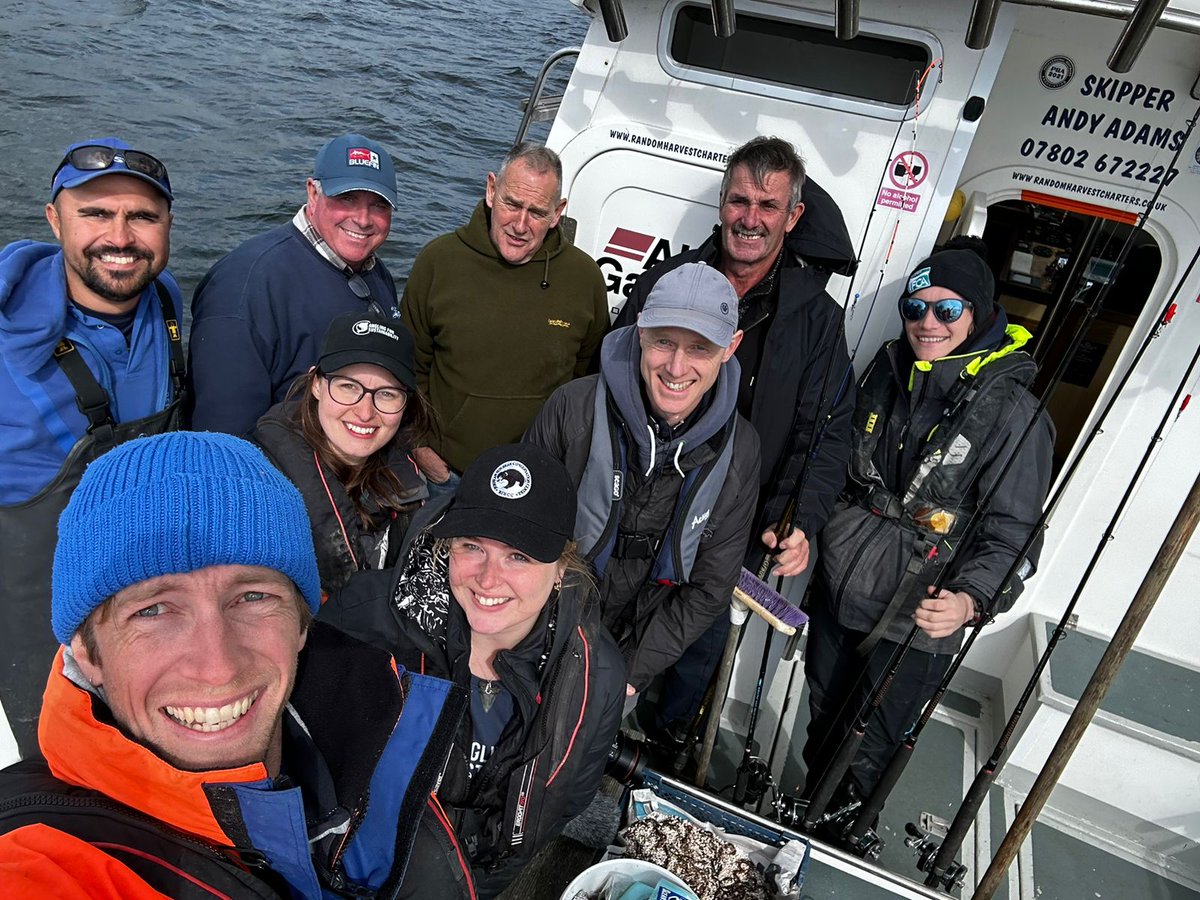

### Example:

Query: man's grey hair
xmin=496 ymin=142 xmax=563 ymax=202
xmin=310 ymin=179 xmax=324 ymax=196
xmin=720 ymin=136 xmax=806 ymax=211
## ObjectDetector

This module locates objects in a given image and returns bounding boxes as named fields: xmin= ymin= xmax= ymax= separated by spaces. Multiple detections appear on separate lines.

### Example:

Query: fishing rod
xmin=922 ymin=341 xmax=1200 ymax=892
xmin=728 ymin=320 xmax=857 ymax=806
xmin=845 ymin=60 xmax=942 ymax=361
xmin=913 ymin=250 xmax=1200 ymax=893
xmin=801 ymin=102 xmax=1200 ymax=844
xmin=694 ymin=304 xmax=854 ymax=790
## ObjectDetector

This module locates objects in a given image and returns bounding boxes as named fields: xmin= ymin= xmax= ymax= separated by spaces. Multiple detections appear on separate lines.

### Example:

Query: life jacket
xmin=578 ymin=376 xmax=738 ymax=586
xmin=849 ymin=326 xmax=1038 ymax=540
xmin=843 ymin=326 xmax=1038 ymax=653
xmin=0 ymin=758 xmax=285 ymax=898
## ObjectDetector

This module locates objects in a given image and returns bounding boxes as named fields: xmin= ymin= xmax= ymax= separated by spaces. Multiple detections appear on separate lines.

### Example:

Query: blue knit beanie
xmin=52 ymin=432 xmax=321 ymax=645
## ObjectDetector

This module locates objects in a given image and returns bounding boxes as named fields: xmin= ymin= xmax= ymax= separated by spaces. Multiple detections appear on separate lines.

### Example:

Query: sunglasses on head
xmin=52 ymin=145 xmax=170 ymax=187
xmin=899 ymin=296 xmax=972 ymax=324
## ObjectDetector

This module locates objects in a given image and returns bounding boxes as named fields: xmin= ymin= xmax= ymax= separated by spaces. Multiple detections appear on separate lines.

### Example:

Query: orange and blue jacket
xmin=0 ymin=622 xmax=475 ymax=899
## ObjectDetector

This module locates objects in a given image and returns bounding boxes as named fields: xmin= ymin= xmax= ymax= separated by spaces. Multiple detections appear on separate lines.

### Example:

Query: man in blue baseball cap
xmin=0 ymin=136 xmax=185 ymax=760
xmin=187 ymin=133 xmax=402 ymax=436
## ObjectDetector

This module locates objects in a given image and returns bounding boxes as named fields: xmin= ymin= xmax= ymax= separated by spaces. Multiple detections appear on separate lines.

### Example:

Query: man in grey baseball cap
xmin=526 ymin=262 xmax=761 ymax=727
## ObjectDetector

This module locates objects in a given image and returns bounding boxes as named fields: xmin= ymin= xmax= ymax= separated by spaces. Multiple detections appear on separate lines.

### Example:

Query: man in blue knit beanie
xmin=0 ymin=432 xmax=474 ymax=898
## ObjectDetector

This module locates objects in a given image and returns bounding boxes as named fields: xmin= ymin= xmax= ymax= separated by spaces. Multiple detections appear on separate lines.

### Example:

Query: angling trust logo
xmin=908 ymin=267 xmax=932 ymax=293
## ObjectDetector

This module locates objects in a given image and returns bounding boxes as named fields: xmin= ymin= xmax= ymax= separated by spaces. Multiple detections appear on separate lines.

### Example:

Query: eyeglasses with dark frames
xmin=320 ymin=373 xmax=408 ymax=414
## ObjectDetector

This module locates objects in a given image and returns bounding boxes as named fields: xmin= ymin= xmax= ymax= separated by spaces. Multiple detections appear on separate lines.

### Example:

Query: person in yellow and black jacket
xmin=804 ymin=238 xmax=1054 ymax=811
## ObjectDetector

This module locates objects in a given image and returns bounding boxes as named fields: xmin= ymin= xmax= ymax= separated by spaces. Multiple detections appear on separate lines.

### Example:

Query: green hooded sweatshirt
xmin=401 ymin=200 xmax=609 ymax=472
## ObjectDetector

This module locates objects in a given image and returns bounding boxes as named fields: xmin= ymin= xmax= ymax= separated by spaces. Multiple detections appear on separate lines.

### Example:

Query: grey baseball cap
xmin=637 ymin=263 xmax=739 ymax=347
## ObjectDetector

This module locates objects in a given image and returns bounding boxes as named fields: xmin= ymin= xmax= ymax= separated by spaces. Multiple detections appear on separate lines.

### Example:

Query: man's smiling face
xmin=306 ymin=181 xmax=392 ymax=270
xmin=638 ymin=325 xmax=741 ymax=426
xmin=72 ymin=564 xmax=308 ymax=776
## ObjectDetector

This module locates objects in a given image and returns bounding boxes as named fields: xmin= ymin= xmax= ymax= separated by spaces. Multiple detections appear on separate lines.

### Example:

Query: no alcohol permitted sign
xmin=879 ymin=150 xmax=929 ymax=212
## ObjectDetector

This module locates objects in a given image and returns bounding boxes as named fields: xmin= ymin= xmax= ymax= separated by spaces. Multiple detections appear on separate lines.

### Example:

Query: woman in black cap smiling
xmin=803 ymin=236 xmax=1055 ymax=817
xmin=252 ymin=311 xmax=432 ymax=595
xmin=326 ymin=442 xmax=625 ymax=898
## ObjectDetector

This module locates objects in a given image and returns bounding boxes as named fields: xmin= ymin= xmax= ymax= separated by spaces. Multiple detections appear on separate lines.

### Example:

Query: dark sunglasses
xmin=52 ymin=145 xmax=170 ymax=187
xmin=899 ymin=296 xmax=972 ymax=324
xmin=346 ymin=273 xmax=389 ymax=319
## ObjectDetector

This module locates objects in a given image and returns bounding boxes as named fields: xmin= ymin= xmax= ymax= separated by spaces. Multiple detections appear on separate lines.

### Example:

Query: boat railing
xmin=515 ymin=46 xmax=581 ymax=145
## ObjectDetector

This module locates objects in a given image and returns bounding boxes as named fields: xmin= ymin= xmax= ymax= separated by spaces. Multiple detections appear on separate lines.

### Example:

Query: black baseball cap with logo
xmin=317 ymin=312 xmax=417 ymax=391
xmin=430 ymin=443 xmax=576 ymax=563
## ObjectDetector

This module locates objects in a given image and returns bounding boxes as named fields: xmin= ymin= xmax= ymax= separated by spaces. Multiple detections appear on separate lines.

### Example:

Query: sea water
xmin=0 ymin=0 xmax=588 ymax=302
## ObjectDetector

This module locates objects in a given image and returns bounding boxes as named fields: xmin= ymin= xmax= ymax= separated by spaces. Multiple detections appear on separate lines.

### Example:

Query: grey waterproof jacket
xmin=526 ymin=328 xmax=761 ymax=689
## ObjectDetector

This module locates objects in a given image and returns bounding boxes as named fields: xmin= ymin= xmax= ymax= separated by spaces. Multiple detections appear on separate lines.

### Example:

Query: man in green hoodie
xmin=401 ymin=143 xmax=609 ymax=498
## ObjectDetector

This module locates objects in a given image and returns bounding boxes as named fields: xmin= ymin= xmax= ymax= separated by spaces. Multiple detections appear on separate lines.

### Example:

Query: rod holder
xmin=598 ymin=0 xmax=628 ymax=43
xmin=1108 ymin=0 xmax=1169 ymax=73
xmin=711 ymin=0 xmax=736 ymax=38
xmin=965 ymin=0 xmax=1003 ymax=49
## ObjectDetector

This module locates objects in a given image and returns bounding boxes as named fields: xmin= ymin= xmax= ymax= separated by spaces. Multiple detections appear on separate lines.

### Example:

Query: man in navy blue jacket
xmin=0 ymin=136 xmax=184 ymax=758
xmin=186 ymin=133 xmax=401 ymax=436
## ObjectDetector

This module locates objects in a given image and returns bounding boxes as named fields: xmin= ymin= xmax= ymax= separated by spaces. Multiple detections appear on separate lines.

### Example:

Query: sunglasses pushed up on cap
xmin=51 ymin=145 xmax=170 ymax=190
xmin=899 ymin=296 xmax=973 ymax=324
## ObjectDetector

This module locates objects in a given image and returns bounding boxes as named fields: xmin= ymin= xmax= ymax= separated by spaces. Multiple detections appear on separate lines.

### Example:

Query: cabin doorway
xmin=973 ymin=198 xmax=1161 ymax=467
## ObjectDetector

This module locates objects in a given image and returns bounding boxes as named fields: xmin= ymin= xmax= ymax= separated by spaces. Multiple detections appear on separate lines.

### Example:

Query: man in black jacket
xmin=527 ymin=263 xmax=761 ymax=720
xmin=614 ymin=136 xmax=856 ymax=732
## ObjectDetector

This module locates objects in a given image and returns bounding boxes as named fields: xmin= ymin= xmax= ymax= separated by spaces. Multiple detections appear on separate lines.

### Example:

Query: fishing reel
xmin=838 ymin=821 xmax=885 ymax=861
xmin=904 ymin=822 xmax=966 ymax=891
xmin=770 ymin=790 xmax=883 ymax=858
xmin=770 ymin=791 xmax=807 ymax=829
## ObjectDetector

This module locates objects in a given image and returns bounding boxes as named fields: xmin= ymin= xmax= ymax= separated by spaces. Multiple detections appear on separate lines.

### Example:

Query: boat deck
xmin=502 ymin=620 xmax=1200 ymax=899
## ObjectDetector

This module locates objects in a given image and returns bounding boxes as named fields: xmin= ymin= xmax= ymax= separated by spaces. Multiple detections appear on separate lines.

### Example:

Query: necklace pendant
xmin=479 ymin=679 xmax=499 ymax=714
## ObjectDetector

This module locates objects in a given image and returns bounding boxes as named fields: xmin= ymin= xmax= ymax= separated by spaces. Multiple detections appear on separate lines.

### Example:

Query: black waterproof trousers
xmin=802 ymin=590 xmax=953 ymax=803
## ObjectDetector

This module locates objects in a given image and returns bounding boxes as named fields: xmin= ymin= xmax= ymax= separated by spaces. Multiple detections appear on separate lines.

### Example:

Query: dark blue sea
xmin=0 ymin=0 xmax=589 ymax=301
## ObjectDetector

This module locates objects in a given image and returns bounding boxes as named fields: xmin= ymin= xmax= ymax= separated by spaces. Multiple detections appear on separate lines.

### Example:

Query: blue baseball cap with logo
xmin=51 ymin=137 xmax=173 ymax=205
xmin=313 ymin=133 xmax=397 ymax=209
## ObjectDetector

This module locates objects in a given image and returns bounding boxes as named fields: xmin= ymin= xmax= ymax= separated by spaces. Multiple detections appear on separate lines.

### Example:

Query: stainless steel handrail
xmin=515 ymin=47 xmax=582 ymax=146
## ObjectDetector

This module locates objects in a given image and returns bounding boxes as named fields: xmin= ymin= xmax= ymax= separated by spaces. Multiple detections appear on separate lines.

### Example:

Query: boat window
xmin=669 ymin=4 xmax=930 ymax=107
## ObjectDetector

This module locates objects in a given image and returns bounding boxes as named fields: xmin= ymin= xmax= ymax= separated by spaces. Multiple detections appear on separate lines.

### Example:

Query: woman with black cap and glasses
xmin=252 ymin=311 xmax=432 ymax=596
xmin=324 ymin=442 xmax=626 ymax=899
xmin=802 ymin=236 xmax=1055 ymax=818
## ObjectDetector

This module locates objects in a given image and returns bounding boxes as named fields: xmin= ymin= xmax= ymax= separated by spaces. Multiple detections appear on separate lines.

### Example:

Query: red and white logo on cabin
xmin=604 ymin=227 xmax=656 ymax=264
xmin=347 ymin=148 xmax=380 ymax=170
